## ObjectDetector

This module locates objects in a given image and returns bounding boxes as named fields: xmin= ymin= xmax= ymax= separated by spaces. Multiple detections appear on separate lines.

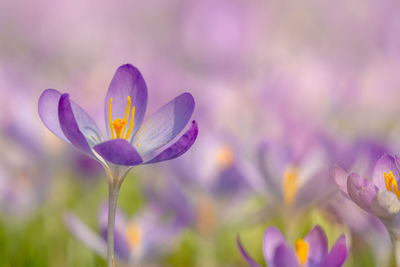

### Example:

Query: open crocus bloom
xmin=334 ymin=154 xmax=400 ymax=224
xmin=38 ymin=64 xmax=198 ymax=167
xmin=237 ymin=225 xmax=347 ymax=267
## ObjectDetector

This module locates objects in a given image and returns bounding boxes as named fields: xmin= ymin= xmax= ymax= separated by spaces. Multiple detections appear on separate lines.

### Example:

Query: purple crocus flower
xmin=334 ymin=154 xmax=400 ymax=230
xmin=38 ymin=63 xmax=198 ymax=167
xmin=237 ymin=225 xmax=347 ymax=267
xmin=64 ymin=182 xmax=193 ymax=264
xmin=334 ymin=153 xmax=400 ymax=264
xmin=38 ymin=63 xmax=198 ymax=266
xmin=257 ymin=128 xmax=334 ymax=211
xmin=168 ymin=132 xmax=259 ymax=236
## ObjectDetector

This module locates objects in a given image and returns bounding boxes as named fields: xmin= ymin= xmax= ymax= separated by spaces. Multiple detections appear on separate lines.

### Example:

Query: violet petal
xmin=304 ymin=225 xmax=328 ymax=263
xmin=347 ymin=173 xmax=378 ymax=213
xmin=319 ymin=235 xmax=347 ymax=267
xmin=38 ymin=89 xmax=69 ymax=142
xmin=145 ymin=120 xmax=198 ymax=164
xmin=105 ymin=64 xmax=148 ymax=139
xmin=372 ymin=154 xmax=400 ymax=191
xmin=94 ymin=139 xmax=143 ymax=166
xmin=58 ymin=94 xmax=93 ymax=155
xmin=236 ymin=236 xmax=262 ymax=267
xmin=272 ymin=243 xmax=300 ymax=267
xmin=133 ymin=92 xmax=195 ymax=156
xmin=263 ymin=226 xmax=286 ymax=267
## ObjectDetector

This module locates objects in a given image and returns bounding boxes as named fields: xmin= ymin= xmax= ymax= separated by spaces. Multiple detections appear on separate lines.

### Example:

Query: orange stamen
xmin=108 ymin=98 xmax=115 ymax=139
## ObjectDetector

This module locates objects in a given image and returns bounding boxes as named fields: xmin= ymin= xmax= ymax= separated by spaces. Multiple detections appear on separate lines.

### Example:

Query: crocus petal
xmin=145 ymin=120 xmax=198 ymax=164
xmin=64 ymin=213 xmax=107 ymax=259
xmin=105 ymin=64 xmax=148 ymax=139
xmin=100 ymin=226 xmax=131 ymax=262
xmin=97 ymin=202 xmax=131 ymax=261
xmin=236 ymin=236 xmax=262 ymax=267
xmin=272 ymin=244 xmax=300 ymax=267
xmin=263 ymin=226 xmax=286 ymax=267
xmin=371 ymin=190 xmax=400 ymax=219
xmin=333 ymin=165 xmax=349 ymax=197
xmin=372 ymin=154 xmax=400 ymax=191
xmin=38 ymin=89 xmax=69 ymax=142
xmin=347 ymin=173 xmax=378 ymax=213
xmin=59 ymin=94 xmax=93 ymax=154
xmin=320 ymin=235 xmax=347 ymax=267
xmin=133 ymin=92 xmax=195 ymax=156
xmin=304 ymin=225 xmax=328 ymax=263
xmin=94 ymin=139 xmax=143 ymax=166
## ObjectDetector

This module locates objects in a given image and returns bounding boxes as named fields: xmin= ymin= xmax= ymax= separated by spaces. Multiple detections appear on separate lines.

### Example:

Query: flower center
xmin=295 ymin=238 xmax=309 ymax=265
xmin=108 ymin=97 xmax=136 ymax=139
xmin=283 ymin=166 xmax=299 ymax=205
xmin=126 ymin=223 xmax=142 ymax=250
xmin=216 ymin=145 xmax=234 ymax=168
xmin=384 ymin=170 xmax=400 ymax=199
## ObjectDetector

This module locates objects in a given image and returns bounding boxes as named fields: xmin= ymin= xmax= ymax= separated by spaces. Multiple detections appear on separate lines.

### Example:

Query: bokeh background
xmin=1 ymin=0 xmax=400 ymax=266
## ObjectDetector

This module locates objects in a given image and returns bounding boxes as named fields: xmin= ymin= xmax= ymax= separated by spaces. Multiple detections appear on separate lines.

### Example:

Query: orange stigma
xmin=283 ymin=166 xmax=299 ymax=205
xmin=295 ymin=238 xmax=309 ymax=265
xmin=108 ymin=96 xmax=136 ymax=140
xmin=384 ymin=170 xmax=400 ymax=199
xmin=127 ymin=223 xmax=142 ymax=249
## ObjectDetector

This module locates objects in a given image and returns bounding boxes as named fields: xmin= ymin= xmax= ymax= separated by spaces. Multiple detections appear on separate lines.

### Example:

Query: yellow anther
xmin=283 ymin=167 xmax=299 ymax=205
xmin=385 ymin=172 xmax=391 ymax=191
xmin=124 ymin=106 xmax=135 ymax=140
xmin=136 ymin=142 xmax=141 ymax=148
xmin=108 ymin=97 xmax=136 ymax=140
xmin=121 ymin=96 xmax=131 ymax=136
xmin=384 ymin=171 xmax=400 ymax=199
xmin=127 ymin=223 xmax=142 ymax=249
xmin=295 ymin=239 xmax=309 ymax=265
xmin=216 ymin=145 xmax=234 ymax=168
xmin=108 ymin=98 xmax=115 ymax=139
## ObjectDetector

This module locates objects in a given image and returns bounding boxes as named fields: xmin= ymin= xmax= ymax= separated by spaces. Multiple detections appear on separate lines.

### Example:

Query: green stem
xmin=393 ymin=236 xmax=400 ymax=267
xmin=107 ymin=180 xmax=121 ymax=267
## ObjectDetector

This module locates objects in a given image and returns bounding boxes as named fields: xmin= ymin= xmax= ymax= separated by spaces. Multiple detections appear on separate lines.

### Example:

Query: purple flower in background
xmin=237 ymin=225 xmax=347 ymax=267
xmin=38 ymin=64 xmax=198 ymax=167
xmin=334 ymin=154 xmax=400 ymax=226
xmin=65 ymin=183 xmax=193 ymax=264
xmin=334 ymin=153 xmax=400 ymax=264
xmin=38 ymin=63 xmax=198 ymax=266
xmin=258 ymin=128 xmax=334 ymax=210
xmin=169 ymin=132 xmax=259 ymax=235
xmin=0 ymin=124 xmax=49 ymax=218
xmin=325 ymin=138 xmax=392 ymax=265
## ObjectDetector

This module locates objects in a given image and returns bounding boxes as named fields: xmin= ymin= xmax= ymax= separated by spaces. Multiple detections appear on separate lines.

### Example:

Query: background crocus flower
xmin=38 ymin=63 xmax=198 ymax=266
xmin=64 ymin=182 xmax=193 ymax=265
xmin=169 ymin=132 xmax=260 ymax=235
xmin=237 ymin=225 xmax=347 ymax=267
xmin=257 ymin=125 xmax=334 ymax=211
xmin=334 ymin=153 xmax=400 ymax=264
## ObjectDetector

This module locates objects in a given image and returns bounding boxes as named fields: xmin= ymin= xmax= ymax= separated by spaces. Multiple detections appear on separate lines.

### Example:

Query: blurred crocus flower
xmin=170 ymin=132 xmax=259 ymax=235
xmin=65 ymin=183 xmax=193 ymax=264
xmin=334 ymin=153 xmax=400 ymax=263
xmin=258 ymin=127 xmax=334 ymax=211
xmin=326 ymin=139 xmax=392 ymax=265
xmin=0 ymin=125 xmax=49 ymax=218
xmin=237 ymin=225 xmax=347 ymax=267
